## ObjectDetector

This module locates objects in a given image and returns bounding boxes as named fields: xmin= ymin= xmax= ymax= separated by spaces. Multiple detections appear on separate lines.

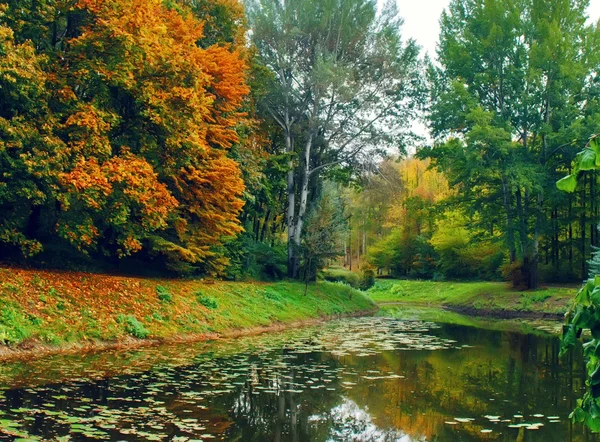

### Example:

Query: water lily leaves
xmin=0 ymin=316 xmax=580 ymax=440
xmin=454 ymin=418 xmax=474 ymax=423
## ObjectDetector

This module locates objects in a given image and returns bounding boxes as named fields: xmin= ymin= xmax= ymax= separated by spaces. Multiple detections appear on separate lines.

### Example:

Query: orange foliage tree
xmin=0 ymin=0 xmax=250 ymax=273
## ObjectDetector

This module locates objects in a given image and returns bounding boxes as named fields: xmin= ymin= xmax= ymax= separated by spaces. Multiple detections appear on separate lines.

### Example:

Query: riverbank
xmin=368 ymin=279 xmax=577 ymax=319
xmin=0 ymin=266 xmax=376 ymax=360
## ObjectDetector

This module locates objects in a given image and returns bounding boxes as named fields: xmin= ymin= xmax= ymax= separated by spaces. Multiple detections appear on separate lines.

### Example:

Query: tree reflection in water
xmin=0 ymin=315 xmax=596 ymax=441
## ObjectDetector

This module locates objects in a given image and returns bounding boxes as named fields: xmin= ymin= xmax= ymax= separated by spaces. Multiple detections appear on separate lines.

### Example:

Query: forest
xmin=1 ymin=0 xmax=599 ymax=293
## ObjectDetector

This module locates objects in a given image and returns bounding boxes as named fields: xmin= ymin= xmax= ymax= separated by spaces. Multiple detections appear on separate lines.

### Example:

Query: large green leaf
xmin=591 ymin=140 xmax=600 ymax=167
xmin=577 ymin=149 xmax=597 ymax=171
xmin=557 ymin=174 xmax=578 ymax=192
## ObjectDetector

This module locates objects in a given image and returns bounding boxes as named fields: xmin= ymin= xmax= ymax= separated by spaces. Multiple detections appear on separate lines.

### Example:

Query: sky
xmin=395 ymin=0 xmax=600 ymax=58
xmin=387 ymin=0 xmax=600 ymax=144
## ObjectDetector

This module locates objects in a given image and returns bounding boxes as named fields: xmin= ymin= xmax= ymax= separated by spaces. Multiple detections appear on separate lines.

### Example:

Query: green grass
xmin=198 ymin=281 xmax=376 ymax=332
xmin=0 ymin=265 xmax=376 ymax=350
xmin=367 ymin=279 xmax=577 ymax=315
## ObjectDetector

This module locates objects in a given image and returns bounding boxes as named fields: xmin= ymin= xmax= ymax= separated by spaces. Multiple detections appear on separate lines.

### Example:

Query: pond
xmin=0 ymin=310 xmax=596 ymax=441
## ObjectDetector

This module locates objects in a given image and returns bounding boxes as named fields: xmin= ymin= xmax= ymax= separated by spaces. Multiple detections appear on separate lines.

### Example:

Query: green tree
xmin=425 ymin=0 xmax=599 ymax=288
xmin=301 ymin=182 xmax=348 ymax=292
xmin=246 ymin=0 xmax=424 ymax=278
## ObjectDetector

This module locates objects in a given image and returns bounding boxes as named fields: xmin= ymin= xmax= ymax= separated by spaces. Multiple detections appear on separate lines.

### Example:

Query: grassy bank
xmin=0 ymin=266 xmax=376 ymax=355
xmin=368 ymin=279 xmax=577 ymax=317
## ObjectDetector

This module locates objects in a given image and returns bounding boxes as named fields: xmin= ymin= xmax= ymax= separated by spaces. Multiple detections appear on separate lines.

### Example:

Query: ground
xmin=0 ymin=266 xmax=375 ymax=358
xmin=0 ymin=264 xmax=580 ymax=360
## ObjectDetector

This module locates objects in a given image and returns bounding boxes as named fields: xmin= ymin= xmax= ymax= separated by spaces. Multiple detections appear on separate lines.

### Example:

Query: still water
xmin=0 ymin=311 xmax=596 ymax=441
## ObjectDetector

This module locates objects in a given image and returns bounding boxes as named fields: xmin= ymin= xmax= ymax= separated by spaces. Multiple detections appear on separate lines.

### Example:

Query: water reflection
xmin=0 ymin=315 xmax=596 ymax=441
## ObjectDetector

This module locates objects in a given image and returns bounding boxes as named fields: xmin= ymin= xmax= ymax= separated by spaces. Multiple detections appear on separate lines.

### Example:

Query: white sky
xmin=387 ymin=0 xmax=600 ymax=145
xmin=396 ymin=0 xmax=600 ymax=56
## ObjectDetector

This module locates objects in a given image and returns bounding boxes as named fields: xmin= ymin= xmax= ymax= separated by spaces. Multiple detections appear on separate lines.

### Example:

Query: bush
xmin=156 ymin=285 xmax=172 ymax=303
xmin=539 ymin=262 xmax=580 ymax=283
xmin=0 ymin=307 xmax=33 ymax=344
xmin=224 ymin=235 xmax=287 ymax=281
xmin=501 ymin=260 xmax=528 ymax=290
xmin=116 ymin=315 xmax=149 ymax=339
xmin=321 ymin=267 xmax=362 ymax=289
xmin=196 ymin=292 xmax=218 ymax=309
xmin=361 ymin=268 xmax=376 ymax=290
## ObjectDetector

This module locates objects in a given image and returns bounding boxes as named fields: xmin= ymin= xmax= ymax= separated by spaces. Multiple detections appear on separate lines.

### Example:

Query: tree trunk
xmin=502 ymin=176 xmax=517 ymax=262
xmin=530 ymin=190 xmax=542 ymax=289
xmin=515 ymin=188 xmax=532 ymax=288
xmin=581 ymin=173 xmax=587 ymax=279
xmin=291 ymin=136 xmax=313 ymax=279
xmin=285 ymin=129 xmax=297 ymax=278
xmin=349 ymin=228 xmax=353 ymax=271
xmin=260 ymin=209 xmax=271 ymax=242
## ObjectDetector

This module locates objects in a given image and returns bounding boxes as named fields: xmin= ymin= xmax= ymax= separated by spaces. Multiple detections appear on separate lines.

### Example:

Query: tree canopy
xmin=0 ymin=0 xmax=250 ymax=274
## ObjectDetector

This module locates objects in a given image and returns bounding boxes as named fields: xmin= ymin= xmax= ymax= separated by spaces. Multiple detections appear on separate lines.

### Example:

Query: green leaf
xmin=573 ymin=407 xmax=586 ymax=422
xmin=577 ymin=149 xmax=597 ymax=171
xmin=557 ymin=174 xmax=578 ymax=192
xmin=561 ymin=323 xmax=579 ymax=356
xmin=591 ymin=140 xmax=600 ymax=167
xmin=591 ymin=363 xmax=600 ymax=385
xmin=591 ymin=287 xmax=600 ymax=307
xmin=576 ymin=284 xmax=592 ymax=306
xmin=586 ymin=412 xmax=600 ymax=432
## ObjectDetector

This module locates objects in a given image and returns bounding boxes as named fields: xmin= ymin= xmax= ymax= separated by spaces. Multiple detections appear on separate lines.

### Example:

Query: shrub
xmin=0 ymin=307 xmax=33 ymax=344
xmin=501 ymin=260 xmax=528 ymax=290
xmin=223 ymin=235 xmax=287 ymax=281
xmin=361 ymin=268 xmax=376 ymax=290
xmin=116 ymin=314 xmax=149 ymax=339
xmin=196 ymin=292 xmax=218 ymax=309
xmin=321 ymin=267 xmax=362 ymax=289
xmin=539 ymin=262 xmax=580 ymax=283
xmin=156 ymin=285 xmax=172 ymax=303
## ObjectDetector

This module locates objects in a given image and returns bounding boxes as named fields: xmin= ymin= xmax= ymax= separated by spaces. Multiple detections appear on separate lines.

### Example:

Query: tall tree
xmin=425 ymin=0 xmax=598 ymax=288
xmin=246 ymin=0 xmax=424 ymax=278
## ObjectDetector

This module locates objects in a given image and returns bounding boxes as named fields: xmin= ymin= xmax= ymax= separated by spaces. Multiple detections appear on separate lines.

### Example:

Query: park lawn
xmin=368 ymin=279 xmax=578 ymax=316
xmin=0 ymin=266 xmax=376 ymax=350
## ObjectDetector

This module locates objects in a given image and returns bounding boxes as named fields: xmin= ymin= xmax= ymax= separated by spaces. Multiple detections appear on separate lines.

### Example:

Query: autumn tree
xmin=361 ymin=158 xmax=452 ymax=277
xmin=0 ymin=12 xmax=61 ymax=257
xmin=0 ymin=0 xmax=251 ymax=274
